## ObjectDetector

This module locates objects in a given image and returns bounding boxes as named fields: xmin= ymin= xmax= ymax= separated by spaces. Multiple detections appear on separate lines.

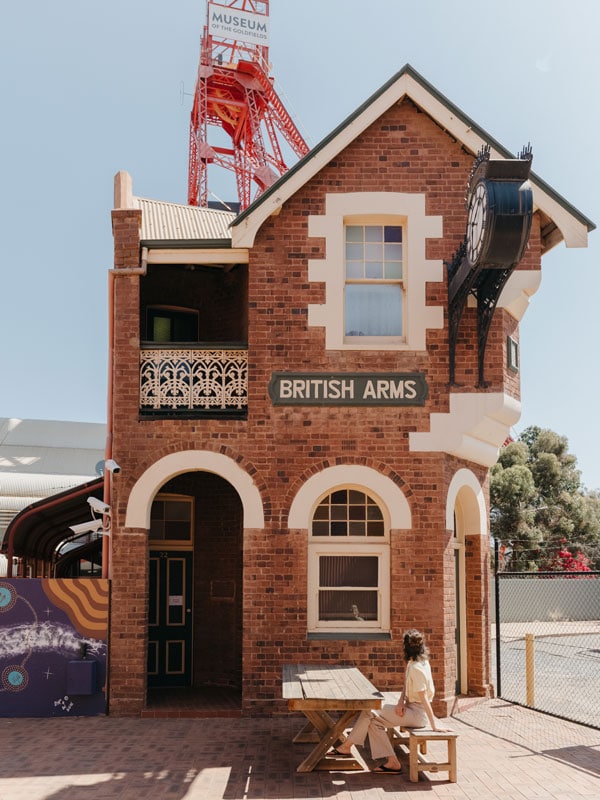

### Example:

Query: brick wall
xmin=108 ymin=97 xmax=532 ymax=715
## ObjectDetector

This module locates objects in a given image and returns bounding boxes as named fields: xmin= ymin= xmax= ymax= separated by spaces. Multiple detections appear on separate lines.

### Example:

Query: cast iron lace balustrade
xmin=140 ymin=347 xmax=248 ymax=410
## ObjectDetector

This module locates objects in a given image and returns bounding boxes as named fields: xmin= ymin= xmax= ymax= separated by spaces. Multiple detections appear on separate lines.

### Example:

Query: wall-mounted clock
xmin=466 ymin=180 xmax=491 ymax=266
xmin=464 ymin=151 xmax=533 ymax=270
xmin=447 ymin=145 xmax=534 ymax=385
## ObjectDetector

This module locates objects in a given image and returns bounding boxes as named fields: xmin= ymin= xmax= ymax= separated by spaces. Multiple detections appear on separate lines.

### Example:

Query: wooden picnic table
xmin=283 ymin=663 xmax=383 ymax=772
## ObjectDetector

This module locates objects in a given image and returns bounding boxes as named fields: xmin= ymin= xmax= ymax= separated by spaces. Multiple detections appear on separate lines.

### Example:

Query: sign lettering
xmin=208 ymin=3 xmax=269 ymax=46
xmin=269 ymin=373 xmax=428 ymax=406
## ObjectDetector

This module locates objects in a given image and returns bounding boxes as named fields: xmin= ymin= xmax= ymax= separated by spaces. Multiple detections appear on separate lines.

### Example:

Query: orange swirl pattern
xmin=42 ymin=579 xmax=109 ymax=640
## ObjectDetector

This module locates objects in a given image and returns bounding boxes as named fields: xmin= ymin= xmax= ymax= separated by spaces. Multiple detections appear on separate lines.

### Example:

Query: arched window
xmin=307 ymin=488 xmax=390 ymax=634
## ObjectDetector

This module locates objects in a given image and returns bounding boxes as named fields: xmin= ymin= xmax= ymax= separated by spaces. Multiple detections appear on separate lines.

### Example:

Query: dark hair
xmin=403 ymin=629 xmax=429 ymax=662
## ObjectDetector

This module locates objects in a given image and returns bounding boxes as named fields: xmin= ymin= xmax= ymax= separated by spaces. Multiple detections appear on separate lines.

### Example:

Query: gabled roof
xmin=231 ymin=64 xmax=594 ymax=252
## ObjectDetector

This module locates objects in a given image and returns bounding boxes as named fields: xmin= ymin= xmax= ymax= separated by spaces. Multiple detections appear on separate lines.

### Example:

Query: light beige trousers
xmin=344 ymin=702 xmax=428 ymax=759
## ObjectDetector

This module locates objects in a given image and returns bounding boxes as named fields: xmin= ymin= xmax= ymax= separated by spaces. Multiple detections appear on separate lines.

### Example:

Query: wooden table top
xmin=283 ymin=663 xmax=383 ymax=709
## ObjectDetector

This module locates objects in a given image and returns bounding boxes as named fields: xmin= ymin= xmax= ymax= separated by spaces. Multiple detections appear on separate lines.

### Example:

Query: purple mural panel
xmin=0 ymin=578 xmax=108 ymax=717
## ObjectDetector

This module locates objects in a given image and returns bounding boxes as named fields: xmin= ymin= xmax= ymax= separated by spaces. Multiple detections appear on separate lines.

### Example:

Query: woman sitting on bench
xmin=332 ymin=629 xmax=450 ymax=774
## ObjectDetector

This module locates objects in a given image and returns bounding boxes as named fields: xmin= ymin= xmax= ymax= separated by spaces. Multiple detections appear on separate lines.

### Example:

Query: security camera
xmin=69 ymin=519 xmax=104 ymax=535
xmin=104 ymin=459 xmax=121 ymax=474
xmin=87 ymin=497 xmax=111 ymax=515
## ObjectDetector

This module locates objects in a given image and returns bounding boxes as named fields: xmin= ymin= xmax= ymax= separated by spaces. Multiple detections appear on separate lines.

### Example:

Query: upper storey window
xmin=308 ymin=193 xmax=443 ymax=351
xmin=345 ymin=224 xmax=403 ymax=338
xmin=147 ymin=306 xmax=199 ymax=343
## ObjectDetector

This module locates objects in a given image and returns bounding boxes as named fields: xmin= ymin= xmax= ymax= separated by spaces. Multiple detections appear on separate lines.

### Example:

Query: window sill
xmin=307 ymin=632 xmax=392 ymax=641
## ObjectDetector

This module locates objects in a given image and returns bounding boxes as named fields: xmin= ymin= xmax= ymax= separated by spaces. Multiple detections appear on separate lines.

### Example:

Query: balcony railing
xmin=140 ymin=345 xmax=248 ymax=413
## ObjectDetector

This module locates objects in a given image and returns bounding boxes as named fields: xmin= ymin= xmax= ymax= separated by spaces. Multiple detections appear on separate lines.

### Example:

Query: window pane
xmin=148 ymin=308 xmax=199 ymax=343
xmin=346 ymin=226 xmax=363 ymax=242
xmin=365 ymin=226 xmax=383 ymax=242
xmin=312 ymin=521 xmax=329 ymax=536
xmin=384 ymin=226 xmax=402 ymax=242
xmin=149 ymin=519 xmax=165 ymax=538
xmin=346 ymin=284 xmax=402 ymax=336
xmin=384 ymin=243 xmax=402 ymax=261
xmin=153 ymin=316 xmax=172 ymax=342
xmin=365 ymin=243 xmax=383 ymax=261
xmin=345 ymin=243 xmax=363 ymax=260
xmin=167 ymin=501 xmax=191 ymax=521
xmin=384 ymin=261 xmax=403 ymax=280
xmin=312 ymin=491 xmax=385 ymax=538
xmin=348 ymin=521 xmax=366 ymax=536
xmin=150 ymin=497 xmax=192 ymax=542
xmin=331 ymin=490 xmax=347 ymax=504
xmin=365 ymin=261 xmax=384 ymax=279
xmin=367 ymin=505 xmax=384 ymax=521
xmin=164 ymin=521 xmax=191 ymax=540
xmin=348 ymin=505 xmax=366 ymax=520
xmin=330 ymin=521 xmax=347 ymax=536
xmin=346 ymin=261 xmax=363 ymax=279
xmin=318 ymin=590 xmax=378 ymax=621
xmin=320 ymin=555 xmax=378 ymax=586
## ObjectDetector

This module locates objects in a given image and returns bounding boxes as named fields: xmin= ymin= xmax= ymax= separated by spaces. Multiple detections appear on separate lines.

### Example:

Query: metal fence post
xmin=494 ymin=538 xmax=501 ymax=698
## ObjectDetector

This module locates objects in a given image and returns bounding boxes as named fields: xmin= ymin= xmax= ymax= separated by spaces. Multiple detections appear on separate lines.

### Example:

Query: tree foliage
xmin=490 ymin=426 xmax=600 ymax=571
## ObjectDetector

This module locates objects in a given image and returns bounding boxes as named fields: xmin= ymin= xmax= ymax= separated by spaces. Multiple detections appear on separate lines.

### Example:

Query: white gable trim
xmin=231 ymin=69 xmax=590 ymax=251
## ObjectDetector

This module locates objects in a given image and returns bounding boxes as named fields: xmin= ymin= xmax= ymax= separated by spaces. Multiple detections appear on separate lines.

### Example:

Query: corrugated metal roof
xmin=0 ymin=474 xmax=99 ymax=500
xmin=135 ymin=197 xmax=236 ymax=243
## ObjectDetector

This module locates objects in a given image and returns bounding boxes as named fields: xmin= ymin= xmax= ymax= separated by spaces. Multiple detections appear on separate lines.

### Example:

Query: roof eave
xmin=231 ymin=64 xmax=594 ymax=252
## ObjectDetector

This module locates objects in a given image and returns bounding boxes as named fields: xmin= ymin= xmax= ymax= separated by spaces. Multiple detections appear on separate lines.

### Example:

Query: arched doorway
xmin=125 ymin=451 xmax=264 ymax=714
xmin=147 ymin=472 xmax=243 ymax=692
xmin=446 ymin=469 xmax=487 ymax=696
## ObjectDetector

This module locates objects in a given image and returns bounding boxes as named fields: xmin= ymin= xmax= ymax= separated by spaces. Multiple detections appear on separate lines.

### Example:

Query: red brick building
xmin=106 ymin=65 xmax=591 ymax=717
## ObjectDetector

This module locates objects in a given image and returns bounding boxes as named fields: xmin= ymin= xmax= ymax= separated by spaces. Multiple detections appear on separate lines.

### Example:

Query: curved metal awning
xmin=2 ymin=477 xmax=104 ymax=567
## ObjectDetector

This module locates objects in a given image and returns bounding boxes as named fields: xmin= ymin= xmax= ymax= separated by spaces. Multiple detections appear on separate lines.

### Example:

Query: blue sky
xmin=1 ymin=1 xmax=599 ymax=491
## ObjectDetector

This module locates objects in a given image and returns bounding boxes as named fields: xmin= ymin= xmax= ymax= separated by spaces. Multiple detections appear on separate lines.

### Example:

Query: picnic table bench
xmin=283 ymin=663 xmax=382 ymax=772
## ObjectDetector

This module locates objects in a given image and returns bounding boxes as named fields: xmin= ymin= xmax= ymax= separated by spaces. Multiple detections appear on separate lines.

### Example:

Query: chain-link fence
xmin=493 ymin=570 xmax=600 ymax=729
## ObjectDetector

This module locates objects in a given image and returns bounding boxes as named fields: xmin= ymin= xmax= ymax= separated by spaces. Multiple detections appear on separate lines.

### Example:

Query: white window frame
xmin=307 ymin=192 xmax=444 ymax=351
xmin=307 ymin=488 xmax=390 ymax=634
xmin=344 ymin=219 xmax=405 ymax=344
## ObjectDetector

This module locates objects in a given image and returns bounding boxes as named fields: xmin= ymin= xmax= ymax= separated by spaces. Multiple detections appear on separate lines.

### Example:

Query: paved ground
xmin=0 ymin=699 xmax=598 ymax=799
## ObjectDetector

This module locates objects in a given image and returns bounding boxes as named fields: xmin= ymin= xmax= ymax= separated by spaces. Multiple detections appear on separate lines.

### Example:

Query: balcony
xmin=140 ymin=345 xmax=248 ymax=418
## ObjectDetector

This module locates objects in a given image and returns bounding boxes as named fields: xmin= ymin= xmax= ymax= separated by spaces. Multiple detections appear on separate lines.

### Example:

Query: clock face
xmin=466 ymin=181 xmax=488 ymax=266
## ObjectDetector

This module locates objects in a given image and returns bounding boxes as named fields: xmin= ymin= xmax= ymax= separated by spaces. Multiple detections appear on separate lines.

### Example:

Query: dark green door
xmin=148 ymin=550 xmax=193 ymax=687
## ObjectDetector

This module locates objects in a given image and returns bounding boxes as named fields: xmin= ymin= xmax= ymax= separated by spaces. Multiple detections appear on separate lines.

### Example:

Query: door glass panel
xmin=167 ymin=558 xmax=185 ymax=625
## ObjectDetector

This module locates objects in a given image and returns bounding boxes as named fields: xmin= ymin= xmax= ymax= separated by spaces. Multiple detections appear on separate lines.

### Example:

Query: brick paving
xmin=0 ymin=700 xmax=598 ymax=799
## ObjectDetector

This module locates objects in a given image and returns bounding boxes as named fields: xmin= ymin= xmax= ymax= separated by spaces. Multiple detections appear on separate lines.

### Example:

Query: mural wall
xmin=0 ymin=578 xmax=108 ymax=717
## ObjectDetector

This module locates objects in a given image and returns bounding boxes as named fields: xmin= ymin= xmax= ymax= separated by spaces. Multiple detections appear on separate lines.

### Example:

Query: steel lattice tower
xmin=188 ymin=1 xmax=309 ymax=209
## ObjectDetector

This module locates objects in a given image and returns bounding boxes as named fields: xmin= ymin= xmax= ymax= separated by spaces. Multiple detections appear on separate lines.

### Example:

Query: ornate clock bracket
xmin=447 ymin=144 xmax=534 ymax=386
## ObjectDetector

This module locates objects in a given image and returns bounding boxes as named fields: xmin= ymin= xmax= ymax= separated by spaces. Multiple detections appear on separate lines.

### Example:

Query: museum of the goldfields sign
xmin=268 ymin=372 xmax=428 ymax=406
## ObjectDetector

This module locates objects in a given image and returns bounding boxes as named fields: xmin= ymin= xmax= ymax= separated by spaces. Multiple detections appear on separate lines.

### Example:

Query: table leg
xmin=292 ymin=711 xmax=338 ymax=743
xmin=295 ymin=710 xmax=363 ymax=773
